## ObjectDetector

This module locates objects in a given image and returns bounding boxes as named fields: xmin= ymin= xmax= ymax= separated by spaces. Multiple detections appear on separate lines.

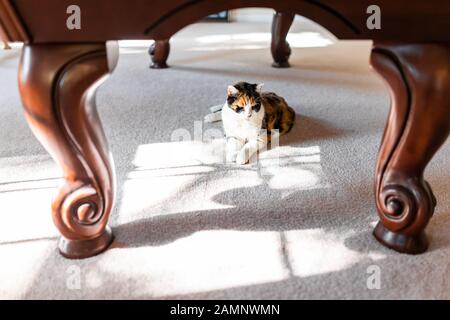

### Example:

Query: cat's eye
xmin=227 ymin=95 xmax=237 ymax=105
xmin=252 ymin=103 xmax=261 ymax=112
xmin=235 ymin=106 xmax=244 ymax=113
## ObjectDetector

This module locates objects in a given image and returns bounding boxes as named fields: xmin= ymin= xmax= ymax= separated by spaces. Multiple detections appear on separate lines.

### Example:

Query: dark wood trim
xmin=0 ymin=0 xmax=30 ymax=42
xmin=144 ymin=0 xmax=204 ymax=35
xmin=145 ymin=0 xmax=358 ymax=41
xmin=18 ymin=42 xmax=119 ymax=259
xmin=370 ymin=43 xmax=450 ymax=254
xmin=9 ymin=1 xmax=450 ymax=42
xmin=304 ymin=0 xmax=359 ymax=34
xmin=144 ymin=0 xmax=358 ymax=36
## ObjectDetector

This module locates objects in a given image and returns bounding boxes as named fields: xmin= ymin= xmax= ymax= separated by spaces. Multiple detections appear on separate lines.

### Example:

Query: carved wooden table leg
xmin=149 ymin=40 xmax=170 ymax=69
xmin=271 ymin=12 xmax=295 ymax=68
xmin=18 ymin=42 xmax=119 ymax=259
xmin=370 ymin=43 xmax=450 ymax=254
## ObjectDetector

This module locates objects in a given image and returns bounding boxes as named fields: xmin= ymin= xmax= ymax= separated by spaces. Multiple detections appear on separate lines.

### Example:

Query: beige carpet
xmin=1 ymin=19 xmax=449 ymax=299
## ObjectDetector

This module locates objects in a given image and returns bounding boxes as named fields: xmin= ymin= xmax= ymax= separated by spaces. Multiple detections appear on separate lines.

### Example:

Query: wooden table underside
xmin=1 ymin=0 xmax=449 ymax=258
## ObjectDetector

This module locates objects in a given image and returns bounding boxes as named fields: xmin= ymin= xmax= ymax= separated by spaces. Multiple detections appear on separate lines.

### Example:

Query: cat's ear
xmin=256 ymin=83 xmax=264 ymax=93
xmin=227 ymin=86 xmax=239 ymax=96
xmin=227 ymin=85 xmax=239 ymax=96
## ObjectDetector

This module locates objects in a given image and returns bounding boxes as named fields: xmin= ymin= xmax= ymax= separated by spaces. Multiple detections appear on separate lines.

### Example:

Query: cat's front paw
xmin=235 ymin=150 xmax=249 ymax=165
xmin=226 ymin=152 xmax=238 ymax=163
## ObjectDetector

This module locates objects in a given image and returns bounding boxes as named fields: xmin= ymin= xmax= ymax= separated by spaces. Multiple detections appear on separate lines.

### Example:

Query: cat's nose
xmin=246 ymin=113 xmax=252 ymax=118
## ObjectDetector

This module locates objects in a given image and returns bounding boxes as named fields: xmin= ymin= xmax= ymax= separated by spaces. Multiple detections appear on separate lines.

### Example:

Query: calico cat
xmin=222 ymin=81 xmax=295 ymax=164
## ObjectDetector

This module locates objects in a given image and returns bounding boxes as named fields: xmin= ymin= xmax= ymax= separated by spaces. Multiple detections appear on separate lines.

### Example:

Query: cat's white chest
xmin=221 ymin=102 xmax=264 ymax=141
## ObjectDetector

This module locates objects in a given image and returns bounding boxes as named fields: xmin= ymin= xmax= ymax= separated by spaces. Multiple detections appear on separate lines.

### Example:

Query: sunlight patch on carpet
xmin=118 ymin=141 xmax=330 ymax=222
xmin=0 ymin=241 xmax=54 ymax=298
xmin=84 ymin=228 xmax=386 ymax=297
xmin=92 ymin=230 xmax=290 ymax=296
xmin=189 ymin=32 xmax=333 ymax=52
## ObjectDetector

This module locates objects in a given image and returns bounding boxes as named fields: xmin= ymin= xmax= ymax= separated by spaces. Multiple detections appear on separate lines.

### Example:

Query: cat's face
xmin=227 ymin=82 xmax=264 ymax=119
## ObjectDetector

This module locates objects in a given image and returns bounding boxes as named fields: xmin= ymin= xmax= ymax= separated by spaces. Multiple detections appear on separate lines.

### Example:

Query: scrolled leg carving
xmin=271 ymin=12 xmax=295 ymax=68
xmin=149 ymin=40 xmax=170 ymax=69
xmin=370 ymin=42 xmax=450 ymax=254
xmin=19 ymin=42 xmax=119 ymax=259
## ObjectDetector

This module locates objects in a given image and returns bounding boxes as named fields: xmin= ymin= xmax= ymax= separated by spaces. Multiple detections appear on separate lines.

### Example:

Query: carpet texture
xmin=0 ymin=19 xmax=449 ymax=299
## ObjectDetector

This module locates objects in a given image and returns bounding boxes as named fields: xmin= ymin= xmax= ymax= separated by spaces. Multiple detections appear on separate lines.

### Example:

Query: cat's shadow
xmin=280 ymin=114 xmax=347 ymax=145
